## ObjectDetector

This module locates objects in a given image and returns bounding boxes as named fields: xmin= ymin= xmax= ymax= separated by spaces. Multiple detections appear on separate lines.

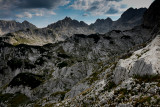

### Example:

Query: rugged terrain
xmin=0 ymin=20 xmax=37 ymax=35
xmin=0 ymin=8 xmax=146 ymax=46
xmin=0 ymin=0 xmax=160 ymax=107
xmin=90 ymin=8 xmax=147 ymax=33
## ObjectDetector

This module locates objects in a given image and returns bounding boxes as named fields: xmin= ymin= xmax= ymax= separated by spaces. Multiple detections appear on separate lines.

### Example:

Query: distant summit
xmin=63 ymin=16 xmax=72 ymax=21
xmin=0 ymin=20 xmax=37 ymax=35
xmin=89 ymin=17 xmax=113 ymax=33
xmin=90 ymin=7 xmax=147 ymax=33
xmin=111 ymin=7 xmax=147 ymax=31
xmin=47 ymin=7 xmax=146 ymax=34
xmin=119 ymin=8 xmax=147 ymax=22
xmin=21 ymin=20 xmax=37 ymax=29
xmin=47 ymin=17 xmax=88 ymax=29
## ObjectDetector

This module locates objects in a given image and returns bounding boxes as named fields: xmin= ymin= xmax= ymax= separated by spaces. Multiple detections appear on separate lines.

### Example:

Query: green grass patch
xmin=13 ymin=36 xmax=33 ymax=46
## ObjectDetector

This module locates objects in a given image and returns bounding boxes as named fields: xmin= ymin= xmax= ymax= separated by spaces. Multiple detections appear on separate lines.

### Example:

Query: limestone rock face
xmin=113 ymin=35 xmax=160 ymax=84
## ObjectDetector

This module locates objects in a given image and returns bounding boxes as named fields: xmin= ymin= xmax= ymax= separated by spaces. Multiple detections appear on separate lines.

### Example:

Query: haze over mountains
xmin=0 ymin=0 xmax=160 ymax=106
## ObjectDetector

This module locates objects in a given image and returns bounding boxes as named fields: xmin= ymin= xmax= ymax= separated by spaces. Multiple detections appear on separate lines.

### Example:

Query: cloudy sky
xmin=0 ymin=0 xmax=154 ymax=27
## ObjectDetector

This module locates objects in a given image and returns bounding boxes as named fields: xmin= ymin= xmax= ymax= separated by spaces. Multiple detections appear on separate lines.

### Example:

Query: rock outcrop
xmin=113 ymin=34 xmax=160 ymax=84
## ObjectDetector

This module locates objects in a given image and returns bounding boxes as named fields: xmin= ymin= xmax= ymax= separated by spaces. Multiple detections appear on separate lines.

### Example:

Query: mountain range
xmin=0 ymin=0 xmax=160 ymax=106
xmin=0 ymin=20 xmax=37 ymax=35
xmin=0 ymin=7 xmax=146 ymax=45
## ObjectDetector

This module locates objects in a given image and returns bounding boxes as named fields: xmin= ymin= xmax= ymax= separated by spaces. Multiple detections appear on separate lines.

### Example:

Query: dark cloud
xmin=17 ymin=0 xmax=56 ymax=9
xmin=0 ymin=11 xmax=12 ymax=18
xmin=0 ymin=0 xmax=69 ymax=9
xmin=0 ymin=0 xmax=69 ymax=19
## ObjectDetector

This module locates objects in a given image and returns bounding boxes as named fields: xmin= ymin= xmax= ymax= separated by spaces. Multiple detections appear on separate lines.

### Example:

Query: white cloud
xmin=35 ymin=13 xmax=43 ymax=17
xmin=47 ymin=11 xmax=56 ymax=15
xmin=16 ymin=9 xmax=56 ymax=19
xmin=70 ymin=0 xmax=154 ymax=16
xmin=120 ymin=0 xmax=154 ymax=8
xmin=16 ymin=12 xmax=32 ymax=18
xmin=71 ymin=0 xmax=125 ymax=15
xmin=24 ymin=12 xmax=32 ymax=18
xmin=33 ymin=9 xmax=56 ymax=16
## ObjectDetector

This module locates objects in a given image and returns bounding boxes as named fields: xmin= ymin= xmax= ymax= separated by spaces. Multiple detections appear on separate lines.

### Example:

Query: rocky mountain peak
xmin=143 ymin=0 xmax=160 ymax=28
xmin=22 ymin=20 xmax=37 ymax=29
xmin=105 ymin=17 xmax=112 ymax=22
xmin=90 ymin=8 xmax=146 ymax=33
xmin=22 ymin=20 xmax=32 ymax=25
xmin=95 ymin=19 xmax=105 ymax=24
xmin=47 ymin=16 xmax=88 ymax=29
xmin=63 ymin=16 xmax=72 ymax=21
xmin=119 ymin=7 xmax=147 ymax=22
xmin=79 ymin=21 xmax=88 ymax=26
xmin=92 ymin=17 xmax=113 ymax=26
